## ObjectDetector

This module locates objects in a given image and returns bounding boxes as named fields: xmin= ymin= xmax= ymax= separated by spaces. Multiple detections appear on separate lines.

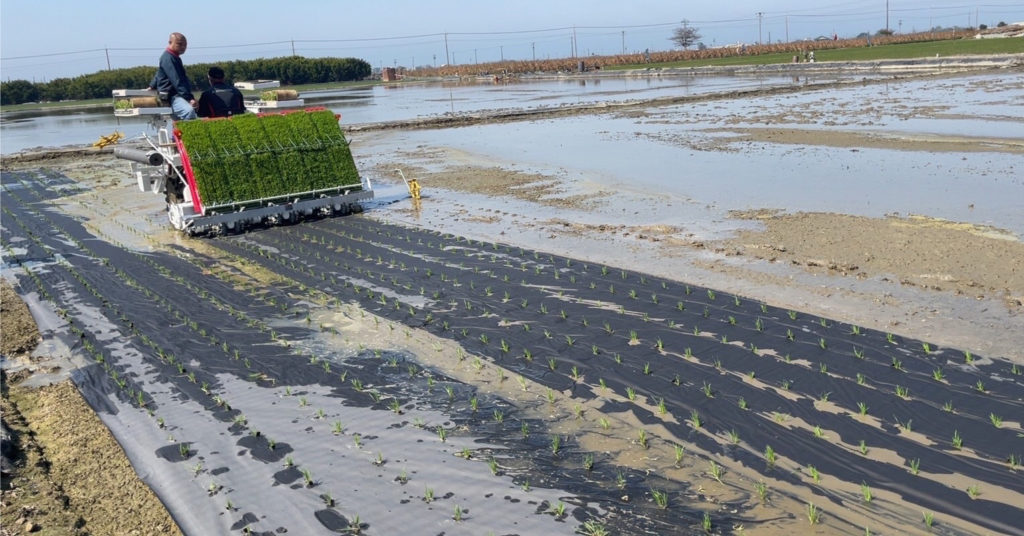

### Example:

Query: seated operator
xmin=197 ymin=66 xmax=246 ymax=118
xmin=148 ymin=32 xmax=197 ymax=120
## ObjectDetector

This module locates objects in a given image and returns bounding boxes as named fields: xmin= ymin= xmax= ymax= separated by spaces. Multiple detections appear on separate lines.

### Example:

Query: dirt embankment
xmin=1 ymin=283 xmax=40 ymax=359
xmin=1 ymin=280 xmax=182 ymax=536
xmin=722 ymin=211 xmax=1024 ymax=308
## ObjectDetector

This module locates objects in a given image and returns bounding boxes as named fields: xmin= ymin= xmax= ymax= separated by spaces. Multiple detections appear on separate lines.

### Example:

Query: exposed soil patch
xmin=390 ymin=157 xmax=606 ymax=209
xmin=540 ymin=219 xmax=691 ymax=245
xmin=1 ymin=281 xmax=39 ymax=360
xmin=0 ymin=147 xmax=112 ymax=170
xmin=720 ymin=212 xmax=1024 ymax=307
xmin=1 ymin=378 xmax=182 ymax=536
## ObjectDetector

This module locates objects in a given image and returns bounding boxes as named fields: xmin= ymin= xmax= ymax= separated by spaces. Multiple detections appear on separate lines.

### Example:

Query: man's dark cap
xmin=208 ymin=66 xmax=225 ymax=79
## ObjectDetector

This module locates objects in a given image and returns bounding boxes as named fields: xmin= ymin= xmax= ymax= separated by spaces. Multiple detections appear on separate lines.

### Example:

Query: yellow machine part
xmin=407 ymin=178 xmax=421 ymax=200
xmin=93 ymin=131 xmax=124 ymax=148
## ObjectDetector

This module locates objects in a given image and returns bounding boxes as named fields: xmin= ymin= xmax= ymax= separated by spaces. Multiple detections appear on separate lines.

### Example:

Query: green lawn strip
xmin=605 ymin=38 xmax=1024 ymax=70
xmin=814 ymin=38 xmax=1024 ymax=61
xmin=1 ymin=97 xmax=110 ymax=113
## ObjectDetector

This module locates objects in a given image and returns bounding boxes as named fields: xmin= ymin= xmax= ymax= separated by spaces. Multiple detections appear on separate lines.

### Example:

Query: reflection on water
xmin=2 ymin=110 xmax=147 ymax=154
xmin=2 ymin=73 xmax=838 ymax=154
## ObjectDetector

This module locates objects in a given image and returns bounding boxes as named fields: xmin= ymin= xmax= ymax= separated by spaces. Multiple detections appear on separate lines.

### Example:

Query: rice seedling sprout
xmin=806 ymin=502 xmax=820 ymax=524
xmin=651 ymin=489 xmax=669 ymax=509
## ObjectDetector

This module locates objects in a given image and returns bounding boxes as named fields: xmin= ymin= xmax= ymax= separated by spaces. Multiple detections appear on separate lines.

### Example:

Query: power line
xmin=0 ymin=21 xmax=745 ymax=62
xmin=3 ymin=5 xmax=1021 ymax=66
xmin=3 ymin=48 xmax=106 ymax=61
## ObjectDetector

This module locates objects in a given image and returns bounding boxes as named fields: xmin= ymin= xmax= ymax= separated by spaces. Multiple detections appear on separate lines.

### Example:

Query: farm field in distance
xmin=2 ymin=63 xmax=1023 ymax=535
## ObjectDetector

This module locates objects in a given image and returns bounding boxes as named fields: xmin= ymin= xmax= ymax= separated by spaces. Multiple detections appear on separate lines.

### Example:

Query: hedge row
xmin=176 ymin=110 xmax=361 ymax=208
xmin=1 ymin=56 xmax=371 ymax=105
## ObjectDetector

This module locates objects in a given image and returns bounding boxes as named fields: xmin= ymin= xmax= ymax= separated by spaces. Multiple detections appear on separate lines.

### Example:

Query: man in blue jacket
xmin=149 ymin=32 xmax=197 ymax=120
xmin=197 ymin=66 xmax=246 ymax=118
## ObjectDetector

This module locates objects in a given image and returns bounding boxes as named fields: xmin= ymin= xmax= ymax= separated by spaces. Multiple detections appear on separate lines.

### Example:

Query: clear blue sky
xmin=2 ymin=0 xmax=1022 ymax=81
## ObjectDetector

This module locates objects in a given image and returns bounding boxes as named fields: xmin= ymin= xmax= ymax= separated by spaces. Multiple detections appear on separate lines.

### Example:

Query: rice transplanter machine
xmin=110 ymin=88 xmax=372 ymax=236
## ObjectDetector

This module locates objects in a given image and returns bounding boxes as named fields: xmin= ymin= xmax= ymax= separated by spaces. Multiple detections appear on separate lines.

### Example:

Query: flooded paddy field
xmin=2 ymin=65 xmax=1023 ymax=535
xmin=1 ymin=69 xmax=899 ymax=155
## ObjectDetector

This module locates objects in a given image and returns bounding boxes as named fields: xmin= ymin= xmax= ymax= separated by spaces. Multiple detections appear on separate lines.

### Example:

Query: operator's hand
xmin=190 ymin=99 xmax=198 ymax=109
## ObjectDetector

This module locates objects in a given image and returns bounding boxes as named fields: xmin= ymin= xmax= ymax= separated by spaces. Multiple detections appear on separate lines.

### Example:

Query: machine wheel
xmin=164 ymin=170 xmax=186 ymax=205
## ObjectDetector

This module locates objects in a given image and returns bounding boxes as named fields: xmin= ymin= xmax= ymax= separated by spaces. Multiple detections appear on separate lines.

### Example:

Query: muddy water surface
xmin=1 ymin=72 xmax=882 ymax=155
xmin=356 ymin=72 xmax=1024 ymax=236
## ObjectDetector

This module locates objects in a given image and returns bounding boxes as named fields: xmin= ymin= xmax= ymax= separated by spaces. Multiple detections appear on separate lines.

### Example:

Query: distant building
xmin=381 ymin=67 xmax=398 ymax=82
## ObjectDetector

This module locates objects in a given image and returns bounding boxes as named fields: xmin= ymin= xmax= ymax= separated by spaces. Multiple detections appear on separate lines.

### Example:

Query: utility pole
xmin=757 ymin=12 xmax=764 ymax=45
xmin=886 ymin=0 xmax=890 ymax=33
xmin=433 ymin=54 xmax=436 ymax=67
xmin=532 ymin=42 xmax=535 ymax=60
xmin=500 ymin=46 xmax=504 ymax=61
xmin=621 ymin=30 xmax=625 ymax=54
xmin=105 ymin=47 xmax=111 ymax=70
xmin=291 ymin=39 xmax=296 ymax=56
xmin=572 ymin=26 xmax=577 ymax=57
xmin=786 ymin=16 xmax=789 ymax=42
xmin=444 ymin=33 xmax=450 ymax=65
xmin=474 ymin=49 xmax=478 ymax=63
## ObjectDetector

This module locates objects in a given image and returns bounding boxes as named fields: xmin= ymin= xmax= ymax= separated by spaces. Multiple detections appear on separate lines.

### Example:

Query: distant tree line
xmin=1 ymin=56 xmax=371 ymax=105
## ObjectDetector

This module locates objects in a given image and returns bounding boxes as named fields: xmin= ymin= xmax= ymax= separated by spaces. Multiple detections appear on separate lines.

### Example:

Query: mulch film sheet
xmin=2 ymin=168 xmax=1022 ymax=535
